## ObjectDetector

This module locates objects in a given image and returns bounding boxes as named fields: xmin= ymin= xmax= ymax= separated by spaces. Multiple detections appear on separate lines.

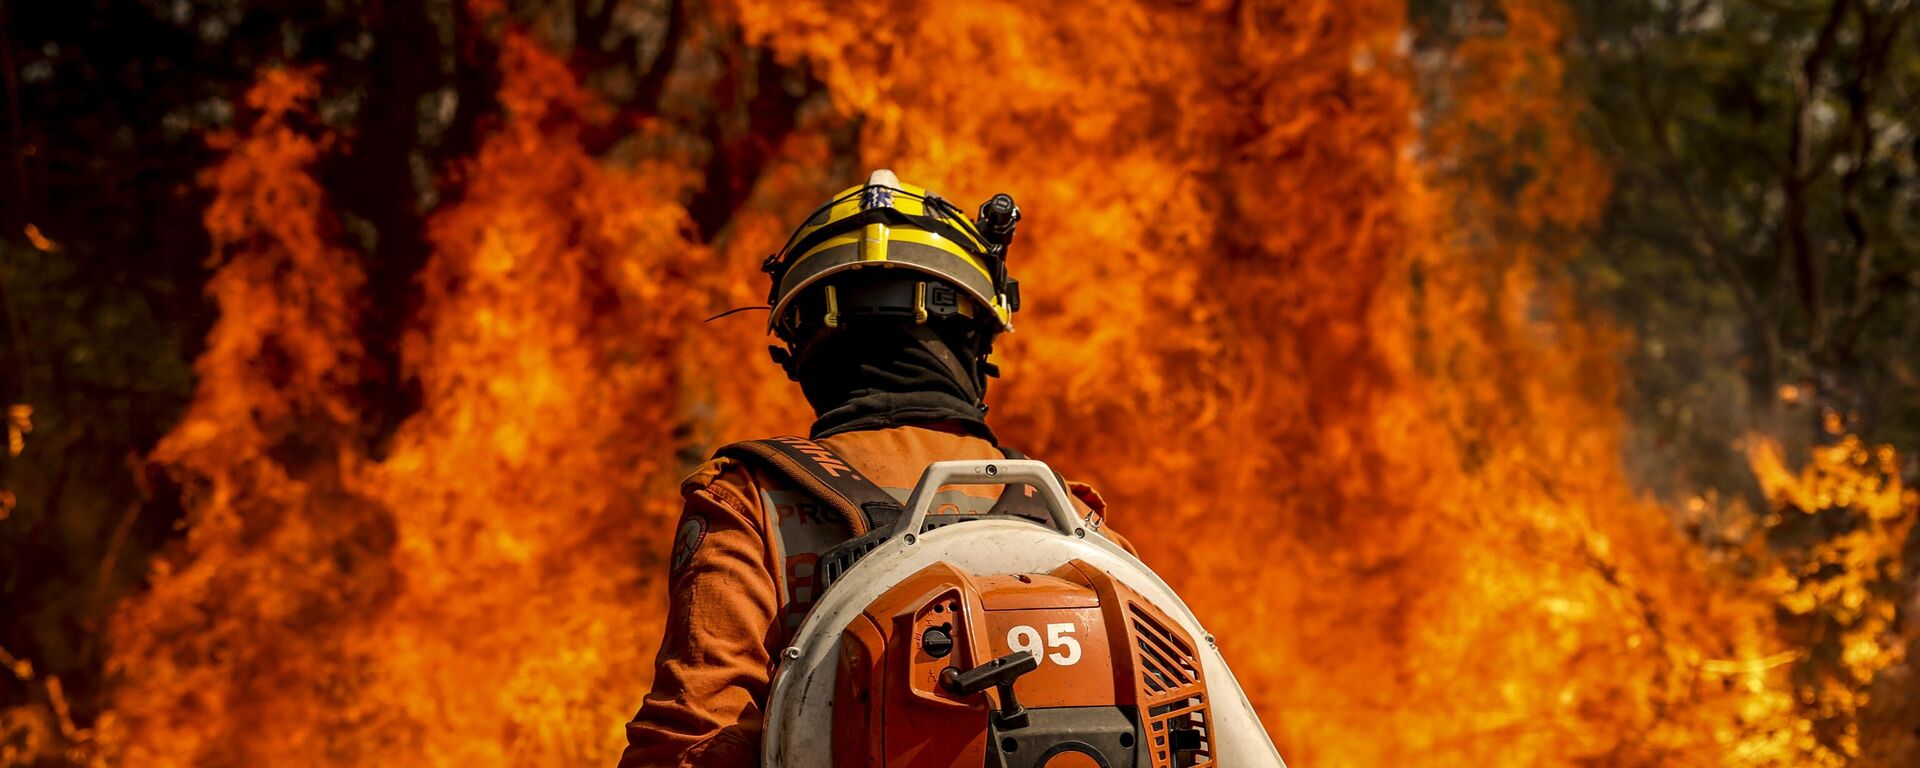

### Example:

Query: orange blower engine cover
xmin=832 ymin=558 xmax=1215 ymax=768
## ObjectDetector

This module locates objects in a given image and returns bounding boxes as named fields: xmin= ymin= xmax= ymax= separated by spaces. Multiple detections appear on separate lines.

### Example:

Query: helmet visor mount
xmin=774 ymin=268 xmax=984 ymax=341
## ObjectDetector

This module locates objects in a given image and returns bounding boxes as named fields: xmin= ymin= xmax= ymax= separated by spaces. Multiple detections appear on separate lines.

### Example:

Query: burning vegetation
xmin=2 ymin=0 xmax=1915 ymax=766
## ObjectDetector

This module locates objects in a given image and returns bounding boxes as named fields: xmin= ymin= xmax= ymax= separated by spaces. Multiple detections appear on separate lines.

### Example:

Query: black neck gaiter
xmin=795 ymin=321 xmax=996 ymax=442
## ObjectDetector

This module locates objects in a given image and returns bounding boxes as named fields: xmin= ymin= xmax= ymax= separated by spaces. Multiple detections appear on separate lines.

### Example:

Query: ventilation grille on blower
xmin=1130 ymin=603 xmax=1213 ymax=768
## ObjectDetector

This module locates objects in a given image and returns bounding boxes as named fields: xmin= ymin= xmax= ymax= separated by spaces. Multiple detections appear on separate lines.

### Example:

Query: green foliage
xmin=1564 ymin=0 xmax=1920 ymax=489
xmin=0 ymin=236 xmax=196 ymax=756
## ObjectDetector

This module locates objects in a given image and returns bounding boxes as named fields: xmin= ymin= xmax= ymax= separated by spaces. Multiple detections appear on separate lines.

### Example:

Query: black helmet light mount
xmin=975 ymin=193 xmax=1022 ymax=314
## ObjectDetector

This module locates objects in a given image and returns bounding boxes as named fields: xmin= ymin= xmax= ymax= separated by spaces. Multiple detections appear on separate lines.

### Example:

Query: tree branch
xmin=576 ymin=0 xmax=684 ymax=155
xmin=1836 ymin=1 xmax=1916 ymax=355
xmin=1 ymin=6 xmax=34 ymax=230
xmin=688 ymin=37 xmax=816 ymax=242
xmin=1626 ymin=37 xmax=1766 ymax=324
xmin=632 ymin=0 xmax=683 ymax=113
xmin=1781 ymin=0 xmax=1852 ymax=360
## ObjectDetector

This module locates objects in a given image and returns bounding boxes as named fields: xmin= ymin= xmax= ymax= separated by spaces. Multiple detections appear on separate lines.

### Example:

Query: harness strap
xmin=799 ymin=445 xmax=1055 ymax=591
xmin=712 ymin=436 xmax=903 ymax=536
xmin=719 ymin=437 xmax=1085 ymax=595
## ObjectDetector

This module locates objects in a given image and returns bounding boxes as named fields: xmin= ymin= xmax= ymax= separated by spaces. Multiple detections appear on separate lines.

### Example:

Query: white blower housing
xmin=762 ymin=459 xmax=1287 ymax=768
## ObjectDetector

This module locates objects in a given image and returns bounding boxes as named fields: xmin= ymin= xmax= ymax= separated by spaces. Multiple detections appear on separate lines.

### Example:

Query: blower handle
xmin=940 ymin=650 xmax=1039 ymax=730
xmin=894 ymin=460 xmax=1087 ymax=541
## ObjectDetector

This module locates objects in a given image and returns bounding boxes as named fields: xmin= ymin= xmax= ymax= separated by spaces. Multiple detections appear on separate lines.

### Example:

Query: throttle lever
xmin=939 ymin=650 xmax=1039 ymax=730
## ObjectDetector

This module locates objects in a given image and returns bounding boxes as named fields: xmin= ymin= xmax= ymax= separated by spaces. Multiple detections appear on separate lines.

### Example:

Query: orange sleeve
xmin=619 ymin=464 xmax=777 ymax=768
xmin=1100 ymin=525 xmax=1142 ymax=558
xmin=1068 ymin=479 xmax=1141 ymax=558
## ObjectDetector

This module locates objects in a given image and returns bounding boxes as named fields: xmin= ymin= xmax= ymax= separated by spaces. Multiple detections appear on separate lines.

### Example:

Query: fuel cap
xmin=922 ymin=626 xmax=953 ymax=659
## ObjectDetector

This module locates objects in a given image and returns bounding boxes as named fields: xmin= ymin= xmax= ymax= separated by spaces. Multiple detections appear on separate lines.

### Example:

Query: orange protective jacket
xmin=617 ymin=424 xmax=1130 ymax=767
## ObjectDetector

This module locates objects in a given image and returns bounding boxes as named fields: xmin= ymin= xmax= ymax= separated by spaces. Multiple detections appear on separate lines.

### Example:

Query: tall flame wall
xmin=96 ymin=1 xmax=1886 ymax=766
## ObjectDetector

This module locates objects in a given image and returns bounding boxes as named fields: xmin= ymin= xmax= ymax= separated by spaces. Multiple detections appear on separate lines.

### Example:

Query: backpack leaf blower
xmin=761 ymin=459 xmax=1289 ymax=768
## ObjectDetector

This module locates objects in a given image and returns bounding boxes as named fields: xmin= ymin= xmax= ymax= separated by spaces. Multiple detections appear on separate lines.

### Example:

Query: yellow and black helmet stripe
xmin=762 ymin=170 xmax=1018 ymax=336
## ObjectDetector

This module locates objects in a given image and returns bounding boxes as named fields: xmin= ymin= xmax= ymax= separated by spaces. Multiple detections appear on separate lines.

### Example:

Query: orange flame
xmin=82 ymin=1 xmax=1914 ymax=766
xmin=1744 ymin=434 xmax=1915 ymax=763
xmin=101 ymin=66 xmax=379 ymax=765
xmin=97 ymin=18 xmax=720 ymax=760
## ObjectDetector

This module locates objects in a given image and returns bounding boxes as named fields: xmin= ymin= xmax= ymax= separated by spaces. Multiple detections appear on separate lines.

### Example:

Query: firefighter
xmin=616 ymin=170 xmax=1132 ymax=767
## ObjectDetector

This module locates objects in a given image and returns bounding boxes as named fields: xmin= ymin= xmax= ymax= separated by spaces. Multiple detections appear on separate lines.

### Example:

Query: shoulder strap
xmin=801 ymin=443 xmax=1069 ymax=593
xmin=713 ymin=436 xmax=903 ymax=536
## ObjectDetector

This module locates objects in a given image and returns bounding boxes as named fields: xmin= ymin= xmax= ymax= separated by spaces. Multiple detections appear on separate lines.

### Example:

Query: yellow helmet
xmin=762 ymin=169 xmax=1021 ymax=342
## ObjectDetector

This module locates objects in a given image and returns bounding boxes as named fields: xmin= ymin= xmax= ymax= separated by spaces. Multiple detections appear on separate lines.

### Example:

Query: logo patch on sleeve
xmin=670 ymin=514 xmax=709 ymax=573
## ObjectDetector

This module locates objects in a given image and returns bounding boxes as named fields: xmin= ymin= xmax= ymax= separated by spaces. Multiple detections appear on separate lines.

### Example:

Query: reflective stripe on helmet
xmin=764 ymin=170 xmax=1015 ymax=336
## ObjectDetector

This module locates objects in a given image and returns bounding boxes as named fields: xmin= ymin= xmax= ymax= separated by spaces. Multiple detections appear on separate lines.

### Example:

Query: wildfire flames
xmin=55 ymin=0 xmax=1916 ymax=766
